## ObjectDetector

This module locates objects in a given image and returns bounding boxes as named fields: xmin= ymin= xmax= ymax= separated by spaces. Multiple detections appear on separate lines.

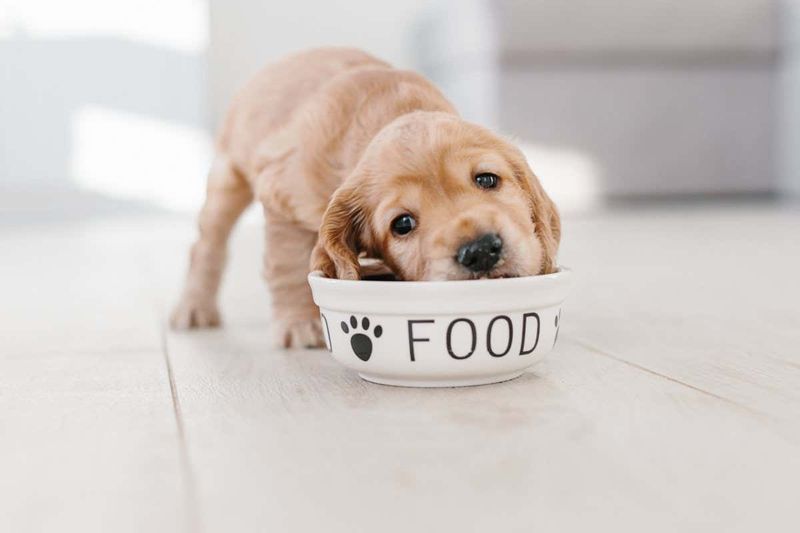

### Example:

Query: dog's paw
xmin=274 ymin=319 xmax=325 ymax=349
xmin=170 ymin=297 xmax=221 ymax=330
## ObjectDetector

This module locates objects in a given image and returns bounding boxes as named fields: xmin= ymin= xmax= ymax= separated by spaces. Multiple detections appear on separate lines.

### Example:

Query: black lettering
xmin=446 ymin=318 xmax=476 ymax=359
xmin=519 ymin=312 xmax=540 ymax=355
xmin=407 ymin=320 xmax=434 ymax=362
xmin=487 ymin=315 xmax=513 ymax=357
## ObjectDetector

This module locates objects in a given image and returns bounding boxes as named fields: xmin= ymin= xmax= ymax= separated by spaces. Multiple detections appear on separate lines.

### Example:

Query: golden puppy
xmin=171 ymin=47 xmax=560 ymax=348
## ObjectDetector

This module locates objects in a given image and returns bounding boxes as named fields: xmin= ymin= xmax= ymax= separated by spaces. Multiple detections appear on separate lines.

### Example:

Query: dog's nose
xmin=456 ymin=233 xmax=503 ymax=273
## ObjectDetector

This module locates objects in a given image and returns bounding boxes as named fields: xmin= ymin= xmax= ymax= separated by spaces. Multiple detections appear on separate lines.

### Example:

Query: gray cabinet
xmin=416 ymin=0 xmax=781 ymax=200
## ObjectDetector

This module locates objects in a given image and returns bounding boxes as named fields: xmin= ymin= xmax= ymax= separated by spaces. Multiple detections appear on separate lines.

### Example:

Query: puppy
xmin=171 ymin=47 xmax=560 ymax=348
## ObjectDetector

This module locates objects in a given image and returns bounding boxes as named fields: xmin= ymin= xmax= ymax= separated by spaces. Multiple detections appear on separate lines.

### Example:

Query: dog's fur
xmin=171 ymin=48 xmax=560 ymax=348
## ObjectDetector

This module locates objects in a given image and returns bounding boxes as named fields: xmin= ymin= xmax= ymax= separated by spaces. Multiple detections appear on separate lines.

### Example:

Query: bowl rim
xmin=308 ymin=266 xmax=572 ymax=288
xmin=308 ymin=266 xmax=573 ymax=314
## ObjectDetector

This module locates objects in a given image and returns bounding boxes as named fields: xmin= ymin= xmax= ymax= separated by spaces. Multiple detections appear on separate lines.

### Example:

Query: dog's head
xmin=311 ymin=112 xmax=560 ymax=281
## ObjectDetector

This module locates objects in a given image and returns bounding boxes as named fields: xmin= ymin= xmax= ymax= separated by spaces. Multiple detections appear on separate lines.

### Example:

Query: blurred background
xmin=1 ymin=0 xmax=799 ymax=220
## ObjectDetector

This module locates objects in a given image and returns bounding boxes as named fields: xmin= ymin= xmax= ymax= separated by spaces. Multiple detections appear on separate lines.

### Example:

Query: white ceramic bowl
xmin=308 ymin=268 xmax=573 ymax=387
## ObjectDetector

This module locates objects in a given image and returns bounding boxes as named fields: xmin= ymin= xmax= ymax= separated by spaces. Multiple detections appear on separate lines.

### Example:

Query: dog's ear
xmin=310 ymin=184 xmax=367 ymax=280
xmin=508 ymin=147 xmax=561 ymax=275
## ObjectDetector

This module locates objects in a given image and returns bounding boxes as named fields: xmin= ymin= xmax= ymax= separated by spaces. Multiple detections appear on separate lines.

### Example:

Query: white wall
xmin=0 ymin=0 xmax=444 ymax=216
xmin=208 ymin=0 xmax=436 ymax=127
xmin=0 ymin=0 xmax=211 ymax=212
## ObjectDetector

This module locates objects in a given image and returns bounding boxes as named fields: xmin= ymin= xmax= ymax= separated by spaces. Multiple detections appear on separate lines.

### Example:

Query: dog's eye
xmin=475 ymin=172 xmax=499 ymax=189
xmin=391 ymin=214 xmax=417 ymax=236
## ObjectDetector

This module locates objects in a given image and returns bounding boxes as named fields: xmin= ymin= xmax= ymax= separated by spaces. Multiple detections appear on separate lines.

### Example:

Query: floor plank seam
xmin=159 ymin=323 xmax=203 ymax=533
xmin=13 ymin=345 xmax=164 ymax=357
xmin=572 ymin=337 xmax=760 ymax=415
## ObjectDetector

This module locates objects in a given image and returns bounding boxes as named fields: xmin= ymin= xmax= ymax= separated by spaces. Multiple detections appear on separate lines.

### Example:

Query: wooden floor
xmin=2 ymin=204 xmax=799 ymax=532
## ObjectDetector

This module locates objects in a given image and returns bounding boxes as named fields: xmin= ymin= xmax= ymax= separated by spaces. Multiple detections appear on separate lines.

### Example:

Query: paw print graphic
xmin=340 ymin=315 xmax=383 ymax=361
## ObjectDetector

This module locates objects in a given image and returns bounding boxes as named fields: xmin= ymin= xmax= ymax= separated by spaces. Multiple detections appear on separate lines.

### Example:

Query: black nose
xmin=456 ymin=233 xmax=503 ymax=273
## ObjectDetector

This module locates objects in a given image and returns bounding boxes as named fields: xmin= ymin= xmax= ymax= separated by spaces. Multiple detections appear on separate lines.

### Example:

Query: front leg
xmin=263 ymin=215 xmax=325 ymax=348
xmin=171 ymin=155 xmax=252 ymax=329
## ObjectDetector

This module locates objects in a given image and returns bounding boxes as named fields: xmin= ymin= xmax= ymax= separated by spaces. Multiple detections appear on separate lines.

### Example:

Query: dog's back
xmin=217 ymin=47 xmax=389 ymax=181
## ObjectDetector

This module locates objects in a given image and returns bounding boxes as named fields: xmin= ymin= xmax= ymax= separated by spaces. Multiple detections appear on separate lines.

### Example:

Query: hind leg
xmin=262 ymin=215 xmax=325 ymax=348
xmin=171 ymin=155 xmax=253 ymax=329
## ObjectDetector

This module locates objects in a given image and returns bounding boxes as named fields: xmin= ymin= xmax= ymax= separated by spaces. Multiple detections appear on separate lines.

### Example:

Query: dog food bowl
xmin=307 ymin=267 xmax=573 ymax=387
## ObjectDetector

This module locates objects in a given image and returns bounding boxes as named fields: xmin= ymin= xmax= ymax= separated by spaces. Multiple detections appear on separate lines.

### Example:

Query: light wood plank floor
xmin=2 ymin=204 xmax=799 ymax=532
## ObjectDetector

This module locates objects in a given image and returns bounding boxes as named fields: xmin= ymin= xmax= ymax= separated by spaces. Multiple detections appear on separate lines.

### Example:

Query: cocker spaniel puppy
xmin=171 ymin=48 xmax=560 ymax=348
